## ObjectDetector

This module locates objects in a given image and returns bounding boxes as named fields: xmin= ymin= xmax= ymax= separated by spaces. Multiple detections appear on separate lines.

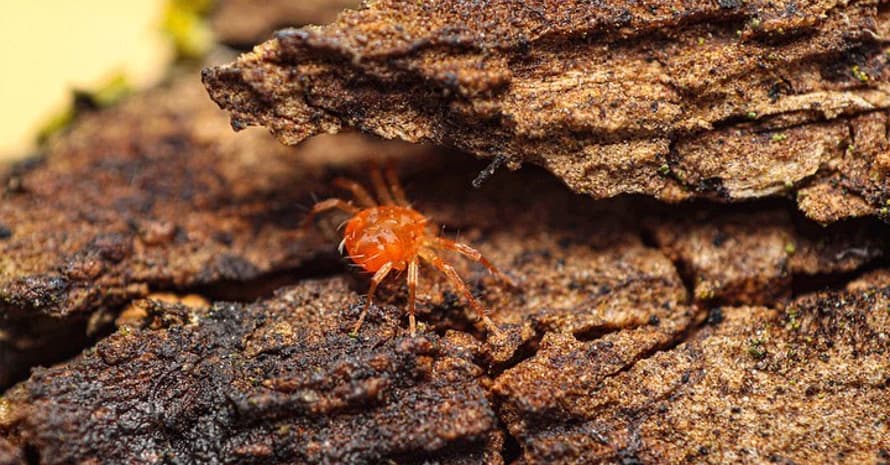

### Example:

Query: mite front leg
xmin=300 ymin=198 xmax=359 ymax=228
xmin=384 ymin=162 xmax=410 ymax=206
xmin=369 ymin=165 xmax=396 ymax=205
xmin=352 ymin=261 xmax=394 ymax=336
xmin=407 ymin=258 xmax=419 ymax=335
xmin=333 ymin=178 xmax=377 ymax=207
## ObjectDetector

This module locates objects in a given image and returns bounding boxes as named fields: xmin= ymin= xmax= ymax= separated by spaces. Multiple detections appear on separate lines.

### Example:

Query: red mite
xmin=303 ymin=165 xmax=513 ymax=336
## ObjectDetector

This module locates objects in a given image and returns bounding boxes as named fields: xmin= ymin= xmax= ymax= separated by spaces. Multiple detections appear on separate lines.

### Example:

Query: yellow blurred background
xmin=0 ymin=1 xmax=171 ymax=162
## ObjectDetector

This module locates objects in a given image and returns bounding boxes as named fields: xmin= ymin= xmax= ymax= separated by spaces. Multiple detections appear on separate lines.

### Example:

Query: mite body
xmin=303 ymin=165 xmax=512 ymax=336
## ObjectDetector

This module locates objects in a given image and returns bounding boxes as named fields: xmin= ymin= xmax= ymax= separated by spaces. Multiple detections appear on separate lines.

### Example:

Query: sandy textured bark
xmin=204 ymin=0 xmax=890 ymax=222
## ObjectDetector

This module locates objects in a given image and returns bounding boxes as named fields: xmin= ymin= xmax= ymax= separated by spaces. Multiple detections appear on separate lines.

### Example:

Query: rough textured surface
xmin=4 ymin=142 xmax=890 ymax=462
xmin=5 ymin=38 xmax=890 ymax=462
xmin=1 ymin=150 xmax=705 ymax=463
xmin=0 ymin=279 xmax=503 ymax=465
xmin=0 ymin=73 xmax=423 ymax=388
xmin=648 ymin=205 xmax=890 ymax=305
xmin=4 ymin=77 xmax=888 ymax=389
xmin=3 ymin=227 xmax=888 ymax=464
xmin=211 ymin=0 xmax=360 ymax=46
xmin=203 ymin=0 xmax=890 ymax=222
xmin=494 ymin=285 xmax=890 ymax=465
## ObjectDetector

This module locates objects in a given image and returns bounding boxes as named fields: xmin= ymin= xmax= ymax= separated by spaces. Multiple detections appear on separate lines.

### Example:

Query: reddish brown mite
xmin=303 ymin=165 xmax=513 ymax=336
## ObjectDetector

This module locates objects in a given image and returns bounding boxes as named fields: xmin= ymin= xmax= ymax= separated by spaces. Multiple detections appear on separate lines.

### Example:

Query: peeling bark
xmin=204 ymin=0 xmax=890 ymax=222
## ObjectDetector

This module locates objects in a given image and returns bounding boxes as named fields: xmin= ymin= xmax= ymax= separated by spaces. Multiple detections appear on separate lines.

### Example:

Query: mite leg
xmin=420 ymin=249 xmax=501 ymax=335
xmin=431 ymin=237 xmax=516 ymax=287
xmin=352 ymin=261 xmax=394 ymax=335
xmin=369 ymin=165 xmax=396 ymax=205
xmin=333 ymin=178 xmax=377 ymax=208
xmin=300 ymin=198 xmax=359 ymax=228
xmin=384 ymin=162 xmax=410 ymax=206
xmin=407 ymin=258 xmax=419 ymax=335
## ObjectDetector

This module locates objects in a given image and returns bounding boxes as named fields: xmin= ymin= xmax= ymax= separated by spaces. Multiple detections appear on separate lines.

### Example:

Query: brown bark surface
xmin=3 ymin=256 xmax=888 ymax=464
xmin=3 ymin=9 xmax=890 ymax=457
xmin=494 ymin=282 xmax=890 ymax=465
xmin=1 ymin=279 xmax=503 ymax=465
xmin=2 ymin=72 xmax=890 ymax=463
xmin=647 ymin=206 xmax=889 ymax=305
xmin=203 ymin=0 xmax=890 ymax=223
